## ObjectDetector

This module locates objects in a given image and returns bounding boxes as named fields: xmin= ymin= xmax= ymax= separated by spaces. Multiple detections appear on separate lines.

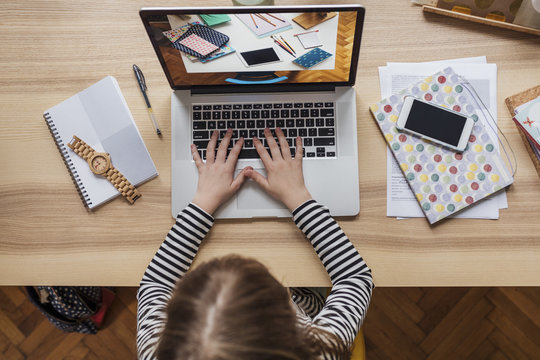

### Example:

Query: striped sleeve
xmin=292 ymin=200 xmax=374 ymax=348
xmin=136 ymin=203 xmax=214 ymax=360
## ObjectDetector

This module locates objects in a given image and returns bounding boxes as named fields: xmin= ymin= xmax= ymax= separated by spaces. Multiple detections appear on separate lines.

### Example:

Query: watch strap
xmin=105 ymin=168 xmax=142 ymax=204
xmin=67 ymin=135 xmax=94 ymax=160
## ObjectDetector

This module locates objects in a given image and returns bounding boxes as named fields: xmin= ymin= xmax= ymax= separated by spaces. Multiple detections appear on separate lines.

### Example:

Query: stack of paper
xmin=378 ymin=57 xmax=509 ymax=220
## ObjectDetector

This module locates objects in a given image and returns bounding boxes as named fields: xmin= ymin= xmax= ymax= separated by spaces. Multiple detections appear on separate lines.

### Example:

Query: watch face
xmin=91 ymin=155 xmax=109 ymax=173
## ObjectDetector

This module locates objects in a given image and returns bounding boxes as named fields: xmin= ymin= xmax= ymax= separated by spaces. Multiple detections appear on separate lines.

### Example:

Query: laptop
xmin=139 ymin=5 xmax=365 ymax=218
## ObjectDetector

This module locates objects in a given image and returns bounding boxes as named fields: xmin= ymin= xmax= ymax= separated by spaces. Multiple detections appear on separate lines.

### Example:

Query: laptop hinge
xmin=190 ymin=83 xmax=336 ymax=95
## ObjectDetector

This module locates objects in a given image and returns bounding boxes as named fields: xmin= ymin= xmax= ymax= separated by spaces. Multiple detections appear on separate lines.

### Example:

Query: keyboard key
xmin=232 ymin=111 xmax=240 ymax=119
xmin=325 ymin=118 xmax=335 ymax=127
xmin=243 ymin=104 xmax=252 ymax=109
xmin=321 ymin=108 xmax=334 ymax=117
xmin=249 ymin=129 xmax=257 ymax=138
xmin=301 ymin=109 xmax=309 ymax=117
xmin=319 ymin=128 xmax=335 ymax=136
xmin=306 ymin=118 xmax=315 ymax=127
xmin=193 ymin=121 xmax=206 ymax=130
xmin=316 ymin=148 xmax=326 ymax=157
xmin=263 ymin=103 xmax=272 ymax=109
xmin=239 ymin=129 xmax=248 ymax=138
xmin=193 ymin=140 xmax=209 ymax=149
xmin=316 ymin=118 xmax=325 ymax=127
xmin=223 ymin=104 xmax=232 ymax=110
xmin=327 ymin=152 xmax=336 ymax=157
xmin=299 ymin=128 xmax=307 ymax=137
xmin=288 ymin=128 xmax=298 ymax=137
xmin=242 ymin=111 xmax=250 ymax=119
xmin=219 ymin=130 xmax=227 ymax=139
xmin=212 ymin=111 xmax=221 ymax=120
xmin=294 ymin=103 xmax=303 ymax=108
xmin=261 ymin=110 xmax=269 ymax=118
xmin=251 ymin=110 xmax=260 ymax=119
xmin=256 ymin=120 xmax=265 ymax=128
xmin=271 ymin=110 xmax=280 ymax=118
xmin=266 ymin=119 xmax=275 ymax=128
xmin=253 ymin=104 xmax=262 ymax=109
xmin=308 ymin=128 xmax=317 ymax=137
xmin=193 ymin=105 xmax=202 ymax=111
xmin=203 ymin=112 xmax=211 ymax=120
xmin=227 ymin=121 xmax=236 ymax=129
xmin=244 ymin=139 xmax=253 ymax=147
xmin=193 ymin=131 xmax=210 ymax=140
xmin=307 ymin=152 xmax=315 ymax=157
xmin=193 ymin=112 xmax=201 ymax=120
xmin=310 ymin=109 xmax=319 ymax=117
xmin=273 ymin=103 xmax=282 ymax=108
xmin=314 ymin=137 xmax=335 ymax=146
xmin=291 ymin=109 xmax=300 ymax=118
xmin=203 ymin=105 xmax=212 ymax=110
xmin=208 ymin=121 xmax=216 ymax=129
xmin=276 ymin=119 xmax=285 ymax=128
xmin=304 ymin=102 xmax=314 ymax=108
xmin=233 ymin=104 xmax=242 ymax=109
xmin=324 ymin=102 xmax=333 ymax=107
xmin=247 ymin=120 xmax=255 ymax=128
xmin=304 ymin=137 xmax=313 ymax=147
xmin=286 ymin=119 xmax=295 ymax=128
xmin=237 ymin=120 xmax=246 ymax=128
xmin=222 ymin=111 xmax=231 ymax=119
xmin=315 ymin=102 xmax=324 ymax=108
xmin=218 ymin=121 xmax=226 ymax=129
xmin=238 ymin=149 xmax=260 ymax=159
xmin=213 ymin=105 xmax=222 ymax=110
xmin=284 ymin=103 xmax=293 ymax=108
xmin=281 ymin=109 xmax=290 ymax=118
xmin=296 ymin=119 xmax=305 ymax=127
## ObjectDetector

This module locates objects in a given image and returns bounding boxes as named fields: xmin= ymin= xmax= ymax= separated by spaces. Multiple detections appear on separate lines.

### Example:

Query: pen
xmin=133 ymin=64 xmax=162 ymax=136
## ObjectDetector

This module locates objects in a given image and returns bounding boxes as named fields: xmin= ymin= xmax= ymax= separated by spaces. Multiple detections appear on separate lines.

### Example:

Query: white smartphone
xmin=396 ymin=96 xmax=475 ymax=152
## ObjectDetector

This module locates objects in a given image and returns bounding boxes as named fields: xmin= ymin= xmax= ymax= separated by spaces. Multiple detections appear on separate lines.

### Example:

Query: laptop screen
xmin=140 ymin=5 xmax=365 ymax=90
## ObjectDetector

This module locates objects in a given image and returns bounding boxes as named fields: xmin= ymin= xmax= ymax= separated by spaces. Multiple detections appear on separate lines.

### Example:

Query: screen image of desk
xmin=143 ymin=10 xmax=359 ymax=87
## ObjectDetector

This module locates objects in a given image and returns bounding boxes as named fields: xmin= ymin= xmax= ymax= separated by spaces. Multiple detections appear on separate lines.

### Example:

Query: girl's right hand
xmin=245 ymin=128 xmax=312 ymax=212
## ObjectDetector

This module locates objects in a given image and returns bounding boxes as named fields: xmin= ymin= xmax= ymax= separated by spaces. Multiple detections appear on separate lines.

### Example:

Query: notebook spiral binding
xmin=43 ymin=112 xmax=92 ymax=208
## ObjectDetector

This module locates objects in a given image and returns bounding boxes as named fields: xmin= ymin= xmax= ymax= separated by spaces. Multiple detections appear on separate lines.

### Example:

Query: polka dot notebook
xmin=370 ymin=67 xmax=513 ymax=224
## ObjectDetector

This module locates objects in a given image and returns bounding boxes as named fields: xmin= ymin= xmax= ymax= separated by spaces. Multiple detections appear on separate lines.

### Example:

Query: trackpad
xmin=237 ymin=169 xmax=286 ymax=210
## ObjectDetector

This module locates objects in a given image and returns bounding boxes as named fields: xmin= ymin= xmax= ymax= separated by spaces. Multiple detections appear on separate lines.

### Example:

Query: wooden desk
xmin=1 ymin=0 xmax=539 ymax=287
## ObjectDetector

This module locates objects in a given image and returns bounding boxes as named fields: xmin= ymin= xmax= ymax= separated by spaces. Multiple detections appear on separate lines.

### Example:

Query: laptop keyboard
xmin=191 ymin=101 xmax=336 ymax=160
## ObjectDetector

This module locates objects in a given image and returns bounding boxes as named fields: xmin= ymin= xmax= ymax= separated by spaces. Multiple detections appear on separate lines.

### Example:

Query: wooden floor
xmin=1 ymin=287 xmax=539 ymax=359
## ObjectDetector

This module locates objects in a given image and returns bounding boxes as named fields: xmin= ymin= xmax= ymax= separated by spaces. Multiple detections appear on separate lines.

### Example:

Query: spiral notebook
xmin=43 ymin=76 xmax=158 ymax=209
xmin=370 ymin=67 xmax=513 ymax=224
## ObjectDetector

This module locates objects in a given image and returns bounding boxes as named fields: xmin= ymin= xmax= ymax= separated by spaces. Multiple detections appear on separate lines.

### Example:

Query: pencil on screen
xmin=271 ymin=36 xmax=295 ymax=57
xmin=293 ymin=30 xmax=319 ymax=36
xmin=255 ymin=13 xmax=276 ymax=26
xmin=280 ymin=35 xmax=295 ymax=54
xmin=250 ymin=14 xmax=258 ymax=28
xmin=266 ymin=13 xmax=286 ymax=22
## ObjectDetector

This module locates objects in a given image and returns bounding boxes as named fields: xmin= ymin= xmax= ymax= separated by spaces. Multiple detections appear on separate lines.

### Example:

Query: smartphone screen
xmin=240 ymin=47 xmax=280 ymax=66
xmin=404 ymin=99 xmax=467 ymax=147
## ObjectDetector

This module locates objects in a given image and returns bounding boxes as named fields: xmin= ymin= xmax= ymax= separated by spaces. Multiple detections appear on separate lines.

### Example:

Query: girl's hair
xmin=156 ymin=255 xmax=351 ymax=360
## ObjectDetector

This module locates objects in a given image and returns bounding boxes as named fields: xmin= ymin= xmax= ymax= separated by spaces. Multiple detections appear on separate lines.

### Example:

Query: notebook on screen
xmin=139 ymin=5 xmax=365 ymax=218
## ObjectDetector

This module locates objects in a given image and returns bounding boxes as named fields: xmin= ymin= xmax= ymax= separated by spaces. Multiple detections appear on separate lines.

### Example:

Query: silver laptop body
xmin=140 ymin=5 xmax=365 ymax=218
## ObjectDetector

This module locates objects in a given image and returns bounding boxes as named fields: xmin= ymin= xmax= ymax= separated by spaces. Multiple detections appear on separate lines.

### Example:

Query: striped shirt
xmin=136 ymin=200 xmax=373 ymax=360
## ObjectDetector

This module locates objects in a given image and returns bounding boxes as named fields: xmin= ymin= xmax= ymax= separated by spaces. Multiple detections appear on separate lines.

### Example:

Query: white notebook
xmin=44 ymin=76 xmax=158 ymax=209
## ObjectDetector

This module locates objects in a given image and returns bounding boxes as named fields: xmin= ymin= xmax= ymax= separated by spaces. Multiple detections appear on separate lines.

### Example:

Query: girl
xmin=137 ymin=128 xmax=373 ymax=359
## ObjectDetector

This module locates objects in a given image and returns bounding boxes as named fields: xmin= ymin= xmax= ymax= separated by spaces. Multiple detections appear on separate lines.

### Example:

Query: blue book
xmin=293 ymin=48 xmax=332 ymax=69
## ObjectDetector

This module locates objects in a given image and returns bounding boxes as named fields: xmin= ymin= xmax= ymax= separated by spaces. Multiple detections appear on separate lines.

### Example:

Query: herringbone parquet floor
xmin=1 ymin=287 xmax=539 ymax=359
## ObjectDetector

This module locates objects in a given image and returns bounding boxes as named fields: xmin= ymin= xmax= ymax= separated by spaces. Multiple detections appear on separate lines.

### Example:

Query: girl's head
xmin=157 ymin=255 xmax=349 ymax=360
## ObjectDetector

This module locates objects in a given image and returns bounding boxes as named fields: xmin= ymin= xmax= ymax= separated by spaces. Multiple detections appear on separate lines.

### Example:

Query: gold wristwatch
xmin=67 ymin=135 xmax=141 ymax=204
